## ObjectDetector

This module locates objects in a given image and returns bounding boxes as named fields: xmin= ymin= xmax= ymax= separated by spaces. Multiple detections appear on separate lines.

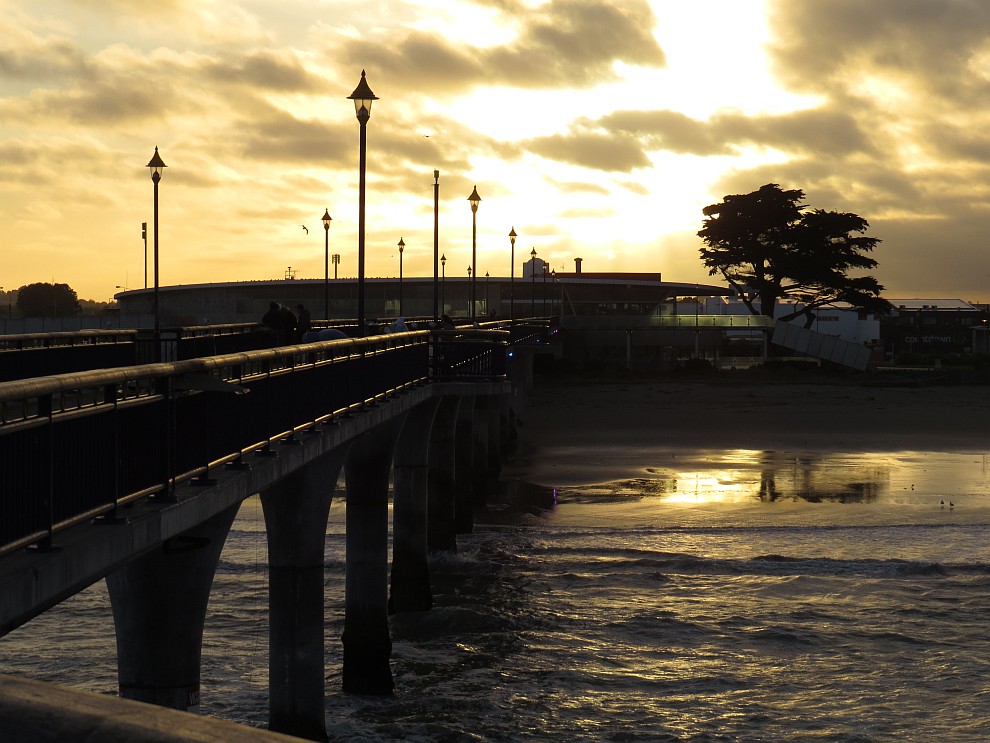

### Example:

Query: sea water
xmin=2 ymin=448 xmax=989 ymax=741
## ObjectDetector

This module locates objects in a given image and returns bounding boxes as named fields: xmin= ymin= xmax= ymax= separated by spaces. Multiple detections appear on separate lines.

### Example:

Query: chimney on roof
xmin=574 ymin=257 xmax=582 ymax=275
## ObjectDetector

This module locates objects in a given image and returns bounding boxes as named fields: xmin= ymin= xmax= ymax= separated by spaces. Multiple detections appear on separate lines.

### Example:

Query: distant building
xmin=881 ymin=299 xmax=988 ymax=356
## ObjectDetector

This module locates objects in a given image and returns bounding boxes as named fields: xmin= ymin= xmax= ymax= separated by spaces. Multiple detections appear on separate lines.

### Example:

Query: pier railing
xmin=0 ymin=329 xmax=507 ymax=557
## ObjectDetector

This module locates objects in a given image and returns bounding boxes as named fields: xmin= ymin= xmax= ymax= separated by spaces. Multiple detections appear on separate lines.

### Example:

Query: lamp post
xmin=508 ymin=227 xmax=517 ymax=322
xmin=468 ymin=186 xmax=480 ymax=321
xmin=322 ymin=209 xmax=332 ymax=321
xmin=530 ymin=247 xmax=537 ymax=317
xmin=331 ymin=253 xmax=340 ymax=317
xmin=542 ymin=265 xmax=548 ymax=315
xmin=141 ymin=222 xmax=148 ymax=289
xmin=433 ymin=170 xmax=440 ymax=321
xmin=549 ymin=269 xmax=555 ymax=316
xmin=485 ymin=271 xmax=490 ymax=317
xmin=348 ymin=69 xmax=378 ymax=336
xmin=466 ymin=266 xmax=472 ymax=317
xmin=146 ymin=146 xmax=166 ymax=360
xmin=440 ymin=253 xmax=446 ymax=312
xmin=397 ymin=237 xmax=405 ymax=316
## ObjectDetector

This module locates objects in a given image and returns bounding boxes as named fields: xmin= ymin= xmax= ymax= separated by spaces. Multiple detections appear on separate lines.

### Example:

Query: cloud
xmin=203 ymin=50 xmax=325 ymax=92
xmin=754 ymin=0 xmax=990 ymax=297
xmin=0 ymin=35 xmax=89 ymax=83
xmin=544 ymin=177 xmax=610 ymax=196
xmin=768 ymin=0 xmax=990 ymax=104
xmin=598 ymin=106 xmax=872 ymax=159
xmin=339 ymin=0 xmax=664 ymax=95
xmin=237 ymin=111 xmax=350 ymax=163
xmin=523 ymin=131 xmax=651 ymax=172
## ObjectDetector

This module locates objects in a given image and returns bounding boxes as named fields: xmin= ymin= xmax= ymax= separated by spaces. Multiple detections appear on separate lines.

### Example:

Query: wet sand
xmin=512 ymin=379 xmax=990 ymax=487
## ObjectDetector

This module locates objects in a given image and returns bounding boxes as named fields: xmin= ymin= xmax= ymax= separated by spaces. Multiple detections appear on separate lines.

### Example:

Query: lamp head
xmin=322 ymin=209 xmax=332 ymax=231
xmin=398 ymin=237 xmax=405 ymax=253
xmin=147 ymin=146 xmax=167 ymax=183
xmin=441 ymin=253 xmax=446 ymax=266
xmin=509 ymin=227 xmax=517 ymax=244
xmin=348 ymin=70 xmax=378 ymax=123
xmin=468 ymin=185 xmax=481 ymax=213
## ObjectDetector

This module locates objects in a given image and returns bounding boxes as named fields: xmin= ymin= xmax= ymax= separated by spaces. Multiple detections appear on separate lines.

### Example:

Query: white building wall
xmin=676 ymin=297 xmax=880 ymax=346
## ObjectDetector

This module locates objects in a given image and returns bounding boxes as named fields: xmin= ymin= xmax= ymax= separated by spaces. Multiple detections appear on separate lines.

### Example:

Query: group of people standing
xmin=262 ymin=302 xmax=473 ymax=345
xmin=261 ymin=301 xmax=311 ymax=344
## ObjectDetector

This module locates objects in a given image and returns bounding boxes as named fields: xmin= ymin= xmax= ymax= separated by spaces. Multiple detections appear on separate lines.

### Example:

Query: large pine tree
xmin=698 ymin=183 xmax=890 ymax=326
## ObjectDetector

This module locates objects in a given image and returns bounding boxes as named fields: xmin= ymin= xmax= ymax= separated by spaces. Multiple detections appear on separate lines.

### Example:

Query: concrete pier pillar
xmin=484 ymin=394 xmax=503 ymax=488
xmin=342 ymin=417 xmax=404 ymax=695
xmin=453 ymin=394 xmax=476 ymax=534
xmin=260 ymin=450 xmax=347 ymax=741
xmin=498 ymin=392 xmax=517 ymax=457
xmin=106 ymin=503 xmax=240 ymax=712
xmin=470 ymin=396 xmax=490 ymax=504
xmin=427 ymin=395 xmax=461 ymax=553
xmin=390 ymin=398 xmax=441 ymax=614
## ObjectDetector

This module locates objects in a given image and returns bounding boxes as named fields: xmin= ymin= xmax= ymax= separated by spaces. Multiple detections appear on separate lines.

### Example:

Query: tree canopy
xmin=697 ymin=183 xmax=890 ymax=325
xmin=16 ymin=282 xmax=80 ymax=317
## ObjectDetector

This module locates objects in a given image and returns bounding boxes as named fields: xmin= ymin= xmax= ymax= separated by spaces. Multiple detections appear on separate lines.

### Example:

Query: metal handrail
xmin=0 ymin=328 xmax=508 ymax=557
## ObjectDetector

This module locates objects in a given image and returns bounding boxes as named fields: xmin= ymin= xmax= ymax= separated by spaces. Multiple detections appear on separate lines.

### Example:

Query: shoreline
xmin=507 ymin=378 xmax=990 ymax=488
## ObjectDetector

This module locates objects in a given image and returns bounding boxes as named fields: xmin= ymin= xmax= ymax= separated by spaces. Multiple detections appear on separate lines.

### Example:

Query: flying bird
xmin=300 ymin=225 xmax=309 ymax=234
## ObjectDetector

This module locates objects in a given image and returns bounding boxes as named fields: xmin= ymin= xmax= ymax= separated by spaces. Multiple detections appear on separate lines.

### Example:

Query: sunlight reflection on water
xmin=537 ymin=449 xmax=989 ymax=506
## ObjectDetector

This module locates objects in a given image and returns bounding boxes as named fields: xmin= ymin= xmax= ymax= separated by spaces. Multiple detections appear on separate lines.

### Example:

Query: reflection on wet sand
xmin=519 ymin=449 xmax=989 ymax=508
xmin=532 ymin=450 xmax=890 ymax=505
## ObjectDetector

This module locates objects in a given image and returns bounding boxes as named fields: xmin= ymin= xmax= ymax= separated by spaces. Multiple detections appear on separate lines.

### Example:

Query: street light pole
xmin=508 ymin=227 xmax=517 ymax=322
xmin=397 ymin=237 xmax=405 ymax=316
xmin=146 ymin=146 xmax=166 ymax=361
xmin=141 ymin=222 xmax=148 ymax=289
xmin=542 ymin=265 xmax=547 ymax=315
xmin=549 ymin=269 xmax=555 ymax=316
xmin=467 ymin=266 xmax=472 ymax=316
xmin=530 ymin=247 xmax=537 ymax=317
xmin=322 ymin=209 xmax=332 ymax=321
xmin=485 ymin=271 xmax=490 ymax=317
xmin=348 ymin=70 xmax=378 ymax=336
xmin=440 ymin=253 xmax=446 ymax=312
xmin=468 ymin=186 xmax=481 ymax=321
xmin=433 ymin=170 xmax=439 ymax=321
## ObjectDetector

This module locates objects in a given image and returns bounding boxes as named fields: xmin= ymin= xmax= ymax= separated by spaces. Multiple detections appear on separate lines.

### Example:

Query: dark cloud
xmin=768 ymin=0 xmax=990 ymax=105
xmin=204 ymin=50 xmax=324 ymax=92
xmin=754 ymin=0 xmax=990 ymax=297
xmin=238 ymin=112 xmax=350 ymax=163
xmin=707 ymin=158 xmax=924 ymax=218
xmin=599 ymin=110 xmax=727 ymax=155
xmin=0 ymin=139 xmax=113 ymax=186
xmin=340 ymin=0 xmax=664 ymax=95
xmin=0 ymin=43 xmax=327 ymax=130
xmin=0 ymin=37 xmax=90 ymax=81
xmin=599 ymin=107 xmax=872 ymax=158
xmin=523 ymin=131 xmax=651 ymax=172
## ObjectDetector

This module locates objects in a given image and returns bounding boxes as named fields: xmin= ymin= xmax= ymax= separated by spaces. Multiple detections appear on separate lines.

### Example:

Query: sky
xmin=2 ymin=0 xmax=989 ymax=303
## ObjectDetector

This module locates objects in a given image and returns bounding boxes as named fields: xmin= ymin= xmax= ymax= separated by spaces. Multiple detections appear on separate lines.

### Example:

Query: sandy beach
xmin=511 ymin=378 xmax=990 ymax=487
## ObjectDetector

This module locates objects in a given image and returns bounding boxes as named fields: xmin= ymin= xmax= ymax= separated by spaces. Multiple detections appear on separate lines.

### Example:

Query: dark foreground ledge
xmin=0 ymin=673 xmax=298 ymax=743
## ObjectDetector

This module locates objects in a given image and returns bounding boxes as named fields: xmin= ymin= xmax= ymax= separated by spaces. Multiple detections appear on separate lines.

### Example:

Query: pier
xmin=0 ymin=323 xmax=548 ymax=740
